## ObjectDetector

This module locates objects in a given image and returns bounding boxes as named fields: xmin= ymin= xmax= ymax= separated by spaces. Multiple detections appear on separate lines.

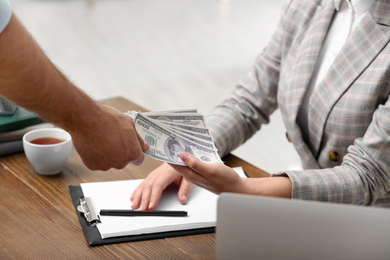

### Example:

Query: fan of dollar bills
xmin=126 ymin=110 xmax=222 ymax=166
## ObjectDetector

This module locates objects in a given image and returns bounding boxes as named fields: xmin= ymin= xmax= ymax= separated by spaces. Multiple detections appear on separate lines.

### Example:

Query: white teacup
xmin=23 ymin=128 xmax=73 ymax=175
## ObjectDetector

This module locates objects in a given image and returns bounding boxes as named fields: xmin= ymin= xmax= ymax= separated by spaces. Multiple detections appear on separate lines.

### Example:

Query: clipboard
xmin=69 ymin=185 xmax=215 ymax=246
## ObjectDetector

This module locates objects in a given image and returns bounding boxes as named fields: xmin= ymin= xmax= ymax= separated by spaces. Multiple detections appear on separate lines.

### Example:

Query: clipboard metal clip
xmin=77 ymin=198 xmax=101 ymax=226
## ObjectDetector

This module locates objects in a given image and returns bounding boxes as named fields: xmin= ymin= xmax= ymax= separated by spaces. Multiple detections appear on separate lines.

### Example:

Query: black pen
xmin=100 ymin=209 xmax=188 ymax=217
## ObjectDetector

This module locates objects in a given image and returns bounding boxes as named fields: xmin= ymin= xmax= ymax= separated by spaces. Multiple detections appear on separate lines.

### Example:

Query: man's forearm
xmin=0 ymin=13 xmax=149 ymax=171
xmin=0 ymin=14 xmax=100 ymax=133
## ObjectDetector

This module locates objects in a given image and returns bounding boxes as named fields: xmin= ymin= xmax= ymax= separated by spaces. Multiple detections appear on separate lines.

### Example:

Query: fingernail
xmin=180 ymin=195 xmax=188 ymax=204
xmin=144 ymin=142 xmax=150 ymax=150
xmin=180 ymin=152 xmax=190 ymax=162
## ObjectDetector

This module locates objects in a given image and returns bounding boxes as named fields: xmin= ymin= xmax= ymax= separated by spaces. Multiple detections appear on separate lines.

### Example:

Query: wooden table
xmin=0 ymin=97 xmax=269 ymax=259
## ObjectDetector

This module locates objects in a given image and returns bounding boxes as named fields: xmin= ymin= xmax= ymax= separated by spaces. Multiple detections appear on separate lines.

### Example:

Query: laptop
xmin=216 ymin=193 xmax=390 ymax=260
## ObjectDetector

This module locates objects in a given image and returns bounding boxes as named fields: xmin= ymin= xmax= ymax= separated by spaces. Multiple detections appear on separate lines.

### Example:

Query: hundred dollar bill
xmin=157 ymin=121 xmax=212 ymax=137
xmin=125 ymin=110 xmax=198 ymax=121
xmin=145 ymin=115 xmax=217 ymax=150
xmin=134 ymin=113 xmax=222 ymax=165
xmin=165 ymin=127 xmax=215 ymax=150
xmin=143 ymin=109 xmax=197 ymax=114
xmin=144 ymin=113 xmax=207 ymax=127
xmin=165 ymin=126 xmax=215 ymax=148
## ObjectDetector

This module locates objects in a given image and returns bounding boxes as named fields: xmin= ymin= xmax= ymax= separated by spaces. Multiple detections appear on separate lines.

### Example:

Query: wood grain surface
xmin=0 ymin=97 xmax=268 ymax=259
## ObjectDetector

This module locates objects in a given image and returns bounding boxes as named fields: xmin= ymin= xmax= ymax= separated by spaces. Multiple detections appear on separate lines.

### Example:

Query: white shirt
xmin=0 ymin=0 xmax=11 ymax=34
xmin=297 ymin=0 xmax=376 ymax=144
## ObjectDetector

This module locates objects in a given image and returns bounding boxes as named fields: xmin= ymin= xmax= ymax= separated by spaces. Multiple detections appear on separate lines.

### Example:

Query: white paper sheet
xmin=80 ymin=167 xmax=246 ymax=239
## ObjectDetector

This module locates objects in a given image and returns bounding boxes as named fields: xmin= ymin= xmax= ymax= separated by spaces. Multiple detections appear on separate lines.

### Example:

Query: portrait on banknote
xmin=164 ymin=136 xmax=193 ymax=164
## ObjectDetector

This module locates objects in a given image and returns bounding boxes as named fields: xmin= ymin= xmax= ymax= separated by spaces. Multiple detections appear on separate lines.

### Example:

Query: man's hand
xmin=70 ymin=104 xmax=149 ymax=171
xmin=0 ymin=14 xmax=149 ymax=171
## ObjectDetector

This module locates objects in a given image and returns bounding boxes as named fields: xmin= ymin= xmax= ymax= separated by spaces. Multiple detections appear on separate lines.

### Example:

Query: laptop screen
xmin=216 ymin=193 xmax=390 ymax=260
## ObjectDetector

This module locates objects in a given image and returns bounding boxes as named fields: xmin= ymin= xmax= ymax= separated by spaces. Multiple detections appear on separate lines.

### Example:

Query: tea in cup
xmin=23 ymin=128 xmax=72 ymax=175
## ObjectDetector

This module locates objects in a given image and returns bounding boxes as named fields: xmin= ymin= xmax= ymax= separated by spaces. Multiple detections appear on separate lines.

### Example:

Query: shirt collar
xmin=334 ymin=0 xmax=376 ymax=15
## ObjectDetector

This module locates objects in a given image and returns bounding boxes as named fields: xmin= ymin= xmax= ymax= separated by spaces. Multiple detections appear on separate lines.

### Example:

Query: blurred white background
xmin=10 ymin=0 xmax=301 ymax=173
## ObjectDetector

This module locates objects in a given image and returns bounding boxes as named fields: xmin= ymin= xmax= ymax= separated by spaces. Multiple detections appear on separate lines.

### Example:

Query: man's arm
xmin=0 ymin=14 xmax=99 ymax=130
xmin=0 ymin=14 xmax=148 ymax=170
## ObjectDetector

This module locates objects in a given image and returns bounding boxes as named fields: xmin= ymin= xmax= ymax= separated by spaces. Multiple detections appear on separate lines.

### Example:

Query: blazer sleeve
xmin=206 ymin=1 xmax=292 ymax=157
xmin=280 ymin=95 xmax=390 ymax=205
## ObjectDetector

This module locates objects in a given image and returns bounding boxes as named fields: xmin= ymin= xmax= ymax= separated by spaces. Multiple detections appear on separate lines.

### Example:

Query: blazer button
xmin=327 ymin=151 xmax=340 ymax=161
xmin=285 ymin=132 xmax=291 ymax=143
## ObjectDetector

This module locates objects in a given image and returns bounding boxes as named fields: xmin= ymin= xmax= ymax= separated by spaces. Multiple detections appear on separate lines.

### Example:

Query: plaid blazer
xmin=206 ymin=0 xmax=390 ymax=206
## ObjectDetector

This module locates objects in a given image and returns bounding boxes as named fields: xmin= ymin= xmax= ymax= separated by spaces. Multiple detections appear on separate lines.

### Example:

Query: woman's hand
xmin=130 ymin=163 xmax=193 ymax=210
xmin=169 ymin=152 xmax=247 ymax=195
xmin=171 ymin=152 xmax=292 ymax=198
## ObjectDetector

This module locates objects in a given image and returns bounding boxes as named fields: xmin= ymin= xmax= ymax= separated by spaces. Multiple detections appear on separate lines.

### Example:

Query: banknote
xmin=159 ymin=122 xmax=212 ymax=138
xmin=144 ymin=113 xmax=207 ymax=127
xmin=126 ymin=110 xmax=198 ymax=121
xmin=129 ymin=111 xmax=222 ymax=165
xmin=166 ymin=127 xmax=215 ymax=149
xmin=143 ymin=109 xmax=197 ymax=114
xmin=142 ymin=111 xmax=217 ymax=150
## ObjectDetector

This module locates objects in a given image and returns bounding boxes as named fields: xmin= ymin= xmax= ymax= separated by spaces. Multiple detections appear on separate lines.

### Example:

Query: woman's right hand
xmin=130 ymin=162 xmax=193 ymax=210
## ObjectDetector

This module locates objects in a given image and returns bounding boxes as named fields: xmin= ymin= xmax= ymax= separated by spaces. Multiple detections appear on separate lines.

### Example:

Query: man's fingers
xmin=137 ymin=132 xmax=150 ymax=152
xmin=130 ymin=152 xmax=145 ymax=166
